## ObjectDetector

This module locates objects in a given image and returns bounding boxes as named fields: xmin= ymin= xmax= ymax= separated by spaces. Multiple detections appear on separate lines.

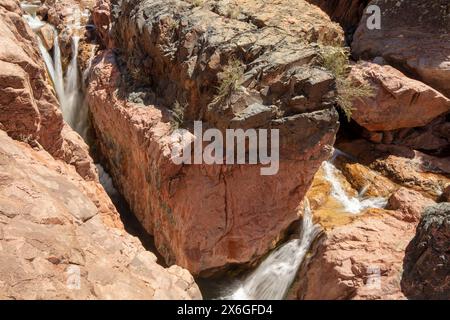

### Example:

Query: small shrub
xmin=212 ymin=58 xmax=244 ymax=105
xmin=335 ymin=78 xmax=373 ymax=121
xmin=319 ymin=45 xmax=373 ymax=120
xmin=170 ymin=100 xmax=185 ymax=130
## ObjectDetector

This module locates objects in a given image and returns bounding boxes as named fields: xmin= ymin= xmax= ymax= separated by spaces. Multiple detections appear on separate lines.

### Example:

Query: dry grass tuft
xmin=319 ymin=45 xmax=373 ymax=120
xmin=212 ymin=58 xmax=244 ymax=105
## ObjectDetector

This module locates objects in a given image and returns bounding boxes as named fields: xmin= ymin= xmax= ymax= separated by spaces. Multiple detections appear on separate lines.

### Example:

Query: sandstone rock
xmin=363 ymin=115 xmax=450 ymax=153
xmin=87 ymin=0 xmax=341 ymax=275
xmin=348 ymin=61 xmax=450 ymax=131
xmin=352 ymin=0 xmax=450 ymax=97
xmin=338 ymin=140 xmax=450 ymax=200
xmin=387 ymin=187 xmax=435 ymax=223
xmin=296 ymin=211 xmax=416 ymax=299
xmin=92 ymin=0 xmax=111 ymax=48
xmin=401 ymin=203 xmax=450 ymax=299
xmin=87 ymin=49 xmax=338 ymax=275
xmin=0 ymin=0 xmax=96 ymax=180
xmin=0 ymin=130 xmax=201 ymax=300
xmin=208 ymin=0 xmax=344 ymax=45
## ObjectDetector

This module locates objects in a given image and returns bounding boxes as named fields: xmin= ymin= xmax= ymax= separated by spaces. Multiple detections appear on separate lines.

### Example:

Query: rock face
xmin=0 ymin=130 xmax=201 ymax=300
xmin=338 ymin=140 xmax=450 ymax=201
xmin=87 ymin=0 xmax=341 ymax=275
xmin=0 ymin=0 xmax=201 ymax=300
xmin=402 ymin=203 xmax=450 ymax=299
xmin=296 ymin=211 xmax=415 ymax=300
xmin=348 ymin=61 xmax=450 ymax=132
xmin=0 ymin=0 xmax=96 ymax=179
xmin=387 ymin=188 xmax=435 ymax=223
xmin=352 ymin=0 xmax=450 ymax=98
xmin=92 ymin=0 xmax=111 ymax=47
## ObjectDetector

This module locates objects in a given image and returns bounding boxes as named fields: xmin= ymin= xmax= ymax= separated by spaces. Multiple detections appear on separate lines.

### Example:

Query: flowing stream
xmin=323 ymin=161 xmax=387 ymax=213
xmin=224 ymin=201 xmax=321 ymax=300
xmin=220 ymin=150 xmax=387 ymax=300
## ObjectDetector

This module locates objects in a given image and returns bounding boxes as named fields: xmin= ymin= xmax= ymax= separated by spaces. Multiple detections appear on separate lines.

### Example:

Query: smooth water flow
xmin=225 ymin=201 xmax=321 ymax=300
xmin=64 ymin=35 xmax=81 ymax=127
xmin=52 ymin=28 xmax=65 ymax=105
xmin=22 ymin=4 xmax=90 ymax=139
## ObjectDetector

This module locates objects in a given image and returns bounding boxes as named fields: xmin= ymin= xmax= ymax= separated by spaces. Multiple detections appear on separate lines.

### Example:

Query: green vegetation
xmin=212 ymin=58 xmax=244 ymax=105
xmin=319 ymin=45 xmax=373 ymax=120
xmin=170 ymin=100 xmax=186 ymax=130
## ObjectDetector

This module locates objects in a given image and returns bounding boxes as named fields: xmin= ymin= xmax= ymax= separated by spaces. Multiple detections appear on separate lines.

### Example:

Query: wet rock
xmin=306 ymin=164 xmax=361 ymax=229
xmin=0 ymin=130 xmax=201 ymax=300
xmin=87 ymin=0 xmax=342 ymax=275
xmin=401 ymin=203 xmax=450 ymax=299
xmin=352 ymin=0 xmax=450 ymax=97
xmin=348 ymin=61 xmax=450 ymax=132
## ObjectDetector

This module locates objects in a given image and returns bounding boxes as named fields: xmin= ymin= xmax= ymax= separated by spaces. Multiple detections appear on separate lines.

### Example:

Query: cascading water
xmin=22 ymin=3 xmax=89 ymax=138
xmin=52 ymin=27 xmax=65 ymax=105
xmin=216 ymin=149 xmax=387 ymax=300
xmin=224 ymin=201 xmax=321 ymax=300
xmin=64 ymin=35 xmax=80 ymax=127
xmin=62 ymin=8 xmax=87 ymax=135
xmin=323 ymin=151 xmax=387 ymax=214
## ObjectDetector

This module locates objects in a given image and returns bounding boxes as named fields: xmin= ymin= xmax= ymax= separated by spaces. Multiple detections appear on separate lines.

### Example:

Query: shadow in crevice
xmin=99 ymin=163 xmax=167 ymax=267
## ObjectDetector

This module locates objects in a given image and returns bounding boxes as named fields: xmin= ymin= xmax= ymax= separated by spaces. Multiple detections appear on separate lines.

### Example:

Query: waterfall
xmin=323 ymin=151 xmax=387 ymax=214
xmin=224 ymin=201 xmax=321 ymax=300
xmin=52 ymin=28 xmax=65 ymax=105
xmin=63 ymin=35 xmax=81 ymax=128
xmin=22 ymin=3 xmax=91 ymax=139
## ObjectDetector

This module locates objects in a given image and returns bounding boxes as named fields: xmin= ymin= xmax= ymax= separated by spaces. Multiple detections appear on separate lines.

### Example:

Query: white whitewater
xmin=22 ymin=12 xmax=65 ymax=103
xmin=226 ymin=201 xmax=321 ymax=300
xmin=63 ymin=34 xmax=81 ymax=127
xmin=323 ymin=150 xmax=387 ymax=214
xmin=23 ymin=4 xmax=90 ymax=138
xmin=52 ymin=28 xmax=65 ymax=105
xmin=62 ymin=8 xmax=83 ymax=130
